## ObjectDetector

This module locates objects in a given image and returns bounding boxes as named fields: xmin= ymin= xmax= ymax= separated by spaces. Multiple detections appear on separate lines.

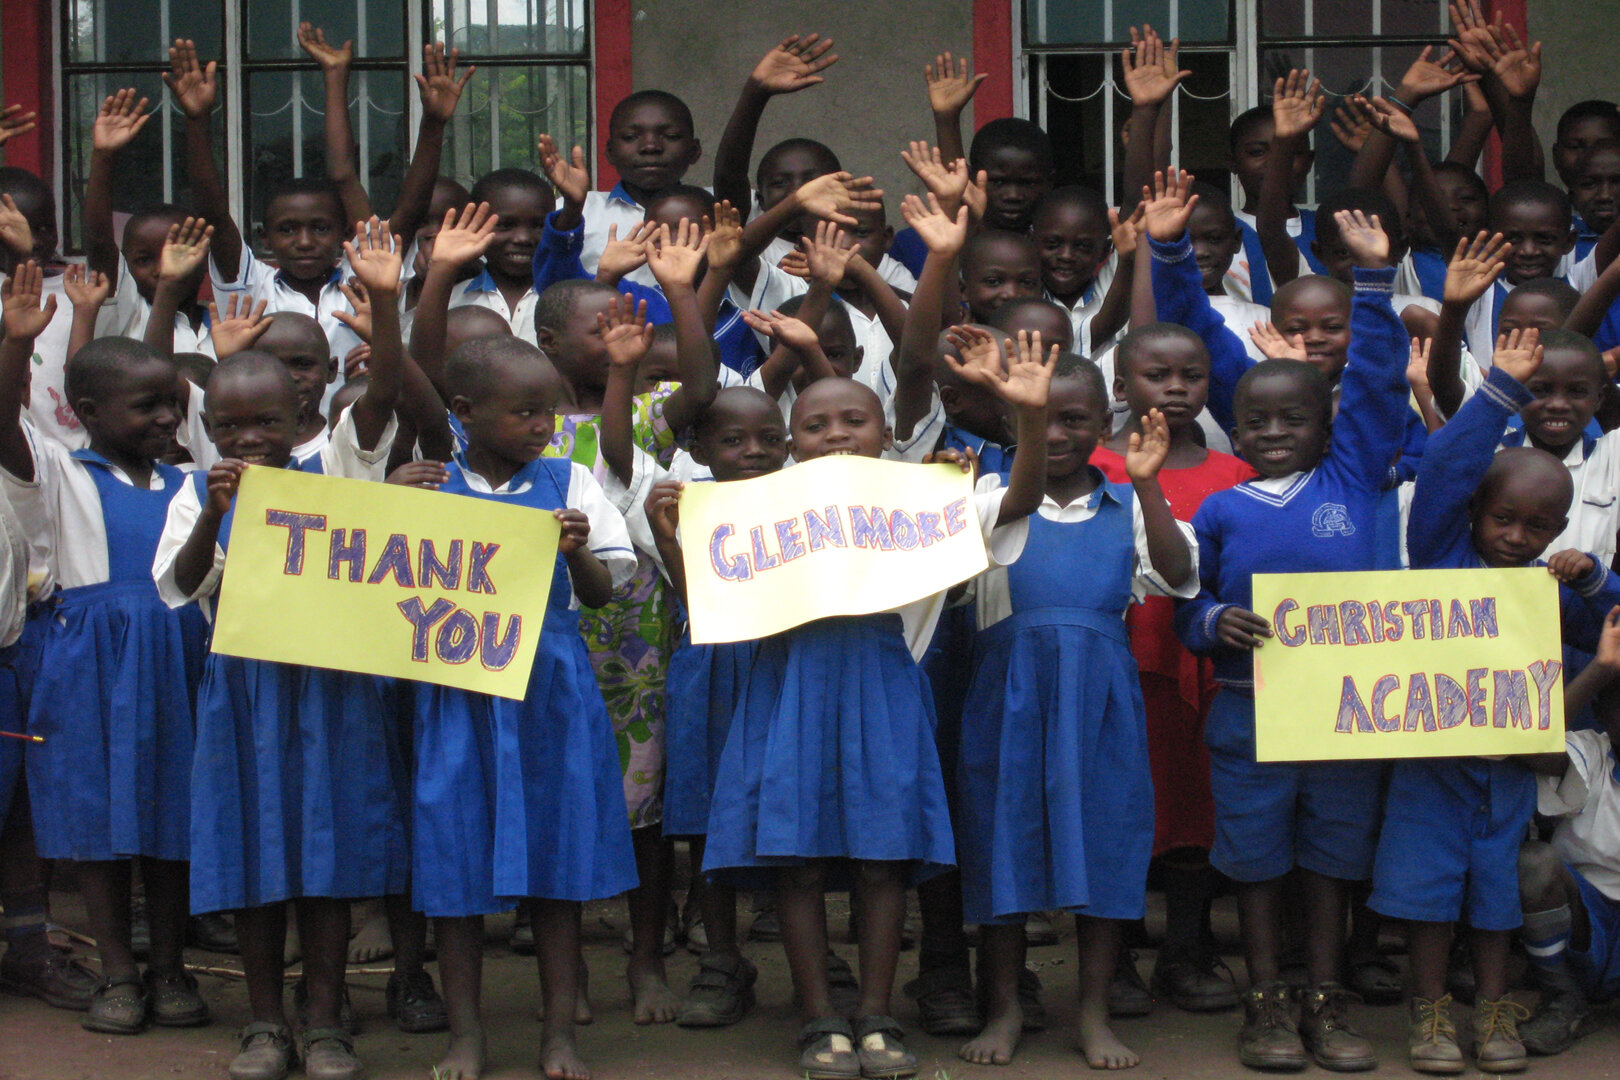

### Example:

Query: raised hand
xmin=1248 ymin=321 xmax=1309 ymax=361
xmin=1407 ymin=337 xmax=1433 ymax=390
xmin=1120 ymin=25 xmax=1190 ymax=108
xmin=943 ymin=324 xmax=1002 ymax=375
xmin=741 ymin=308 xmax=821 ymax=354
xmin=61 ymin=263 xmax=111 ymax=311
xmin=1126 ymin=407 xmax=1172 ymax=481
xmin=750 ymin=34 xmax=838 ymax=95
xmin=1596 ymin=607 xmax=1620 ymax=672
xmin=207 ymin=293 xmax=272 ymax=357
xmin=0 ymin=105 xmax=37 ymax=147
xmin=1140 ymin=168 xmax=1200 ymax=242
xmin=1443 ymin=230 xmax=1510 ymax=305
xmin=1447 ymin=0 xmax=1494 ymax=72
xmin=1492 ymin=325 xmax=1543 ymax=383
xmin=205 ymin=459 xmax=246 ymax=516
xmin=645 ymin=479 xmax=683 ymax=542
xmin=427 ymin=202 xmax=497 ymax=271
xmin=416 ymin=41 xmax=475 ymax=123
xmin=92 ymin=88 xmax=151 ymax=153
xmin=1335 ymin=208 xmax=1390 ymax=269
xmin=1396 ymin=44 xmax=1478 ymax=102
xmin=1330 ymin=97 xmax=1375 ymax=153
xmin=899 ymin=191 xmax=969 ymax=256
xmin=158 ymin=216 xmax=213 ymax=284
xmin=598 ymin=294 xmax=653 ymax=370
xmin=538 ymin=134 xmax=590 ymax=206
xmin=1547 ymin=548 xmax=1597 ymax=584
xmin=645 ymin=219 xmax=710 ymax=291
xmin=343 ymin=216 xmax=402 ymax=296
xmin=333 ymin=278 xmax=374 ymax=342
xmin=924 ymin=50 xmax=986 ymax=115
xmin=0 ymin=195 xmax=33 ymax=258
xmin=343 ymin=342 xmax=371 ymax=377
xmin=1481 ymin=20 xmax=1541 ymax=100
xmin=803 ymin=219 xmax=858 ymax=289
xmin=1109 ymin=202 xmax=1146 ymax=258
xmin=597 ymin=221 xmax=658 ymax=284
xmin=1357 ymin=96 xmax=1421 ymax=144
xmin=703 ymin=201 xmax=744 ymax=272
xmin=993 ymin=329 xmax=1057 ymax=409
xmin=296 ymin=22 xmax=352 ymax=71
xmin=163 ymin=39 xmax=218 ymax=119
xmin=0 ymin=262 xmax=55 ymax=341
xmin=1271 ymin=69 xmax=1325 ymax=141
xmin=900 ymin=141 xmax=971 ymax=213
xmin=795 ymin=172 xmax=884 ymax=227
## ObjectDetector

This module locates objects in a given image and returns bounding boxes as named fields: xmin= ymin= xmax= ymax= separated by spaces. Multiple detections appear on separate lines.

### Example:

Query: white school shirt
xmin=175 ymin=381 xmax=219 ymax=472
xmin=0 ymin=421 xmax=193 ymax=598
xmin=760 ymin=237 xmax=919 ymax=293
xmin=976 ymin=483 xmax=1199 ymax=631
xmin=1535 ymin=433 xmax=1620 ymax=562
xmin=153 ymin=405 xmax=396 ymax=612
xmin=99 ymin=254 xmax=216 ymax=358
xmin=581 ymin=185 xmax=711 ymax=287
xmin=1539 ymin=728 xmax=1620 ymax=902
xmin=449 ymin=269 xmax=539 ymax=347
xmin=208 ymin=248 xmax=363 ymax=412
xmin=0 ymin=497 xmax=28 ymax=647
xmin=1463 ymin=250 xmax=1597 ymax=361
xmin=1047 ymin=251 xmax=1118 ymax=356
xmin=600 ymin=446 xmax=716 ymax=584
xmin=453 ymin=460 xmax=638 ymax=606
xmin=0 ymin=268 xmax=85 ymax=450
xmin=1225 ymin=210 xmax=1310 ymax=304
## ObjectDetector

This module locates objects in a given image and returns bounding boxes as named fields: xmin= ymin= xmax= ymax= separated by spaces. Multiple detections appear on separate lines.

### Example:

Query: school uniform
xmin=0 ymin=498 xmax=37 ymax=830
xmin=2 ymin=427 xmax=205 ymax=862
xmin=99 ymin=254 xmax=216 ymax=358
xmin=1371 ymin=366 xmax=1620 ymax=929
xmin=1226 ymin=209 xmax=1324 ymax=306
xmin=1046 ymin=252 xmax=1118 ymax=356
xmin=0 ymin=268 xmax=85 ymax=449
xmin=1539 ymin=728 xmax=1620 ymax=1000
xmin=448 ymin=270 xmax=539 ymax=347
xmin=761 ymin=236 xmax=920 ymax=293
xmin=1170 ymin=243 xmax=1409 ymax=885
xmin=580 ymin=186 xmax=657 ymax=284
xmin=1463 ymin=250 xmax=1596 ymax=361
xmin=958 ymin=475 xmax=1197 ymax=924
xmin=731 ymin=258 xmax=895 ymax=394
xmin=154 ymin=407 xmax=408 ymax=913
xmin=409 ymin=456 xmax=639 ymax=915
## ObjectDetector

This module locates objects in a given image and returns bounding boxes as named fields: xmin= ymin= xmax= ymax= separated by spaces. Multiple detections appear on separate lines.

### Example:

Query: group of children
xmin=5 ymin=6 xmax=1620 ymax=1079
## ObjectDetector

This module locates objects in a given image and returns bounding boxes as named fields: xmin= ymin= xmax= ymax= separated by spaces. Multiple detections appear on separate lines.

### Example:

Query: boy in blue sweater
xmin=1370 ymin=326 xmax=1620 ymax=1074
xmin=1150 ymin=169 xmax=1408 ymax=1073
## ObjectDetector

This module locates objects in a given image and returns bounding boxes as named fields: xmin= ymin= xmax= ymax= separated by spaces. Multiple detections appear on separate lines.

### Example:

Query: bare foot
xmin=961 ymin=1003 xmax=1024 ymax=1066
xmin=1077 ymin=1013 xmax=1140 ymax=1070
xmin=627 ymin=958 xmax=679 ymax=1025
xmin=540 ymin=1032 xmax=590 ymax=1080
xmin=534 ymin=967 xmax=593 ymax=1025
xmin=348 ymin=902 xmax=394 ymax=964
xmin=434 ymin=1030 xmax=487 ymax=1080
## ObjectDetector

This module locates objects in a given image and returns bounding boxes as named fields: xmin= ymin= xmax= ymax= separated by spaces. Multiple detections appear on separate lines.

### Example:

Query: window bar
xmin=356 ymin=0 xmax=372 ymax=201
xmin=486 ymin=0 xmax=500 ymax=168
xmin=224 ymin=0 xmax=245 ymax=237
xmin=52 ymin=0 xmax=66 ymax=250
xmin=161 ymin=0 xmax=174 ymax=201
xmin=1170 ymin=0 xmax=1180 ymax=174
xmin=1303 ymin=0 xmax=1315 ymax=207
xmin=407 ymin=0 xmax=425 ymax=155
xmin=1012 ymin=0 xmax=1032 ymax=125
xmin=290 ymin=0 xmax=305 ymax=176
xmin=1437 ymin=0 xmax=1452 ymax=174
xmin=1370 ymin=0 xmax=1382 ymax=147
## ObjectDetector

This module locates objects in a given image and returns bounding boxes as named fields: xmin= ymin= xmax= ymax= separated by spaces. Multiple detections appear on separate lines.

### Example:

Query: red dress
xmin=1092 ymin=445 xmax=1256 ymax=854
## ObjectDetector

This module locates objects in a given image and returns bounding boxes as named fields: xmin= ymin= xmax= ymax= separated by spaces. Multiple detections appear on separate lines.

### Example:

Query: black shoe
xmin=1520 ymin=987 xmax=1599 ymax=1055
xmin=677 ymin=952 xmax=757 ymax=1028
xmin=1108 ymin=949 xmax=1153 ymax=1018
xmin=0 ymin=947 xmax=100 ymax=1010
xmin=386 ymin=968 xmax=448 ymax=1034
xmin=82 ymin=976 xmax=149 ymax=1034
xmin=1151 ymin=951 xmax=1241 ymax=1012
xmin=146 ymin=968 xmax=211 ymax=1027
xmin=905 ymin=966 xmax=979 ymax=1037
xmin=188 ymin=912 xmax=239 ymax=954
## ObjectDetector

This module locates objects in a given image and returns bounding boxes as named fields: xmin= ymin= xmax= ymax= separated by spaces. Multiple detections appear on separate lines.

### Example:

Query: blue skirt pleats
xmin=26 ymin=581 xmax=205 ymax=862
xmin=958 ymin=610 xmax=1154 ymax=923
xmin=702 ymin=615 xmax=954 ymax=878
xmin=189 ymin=654 xmax=409 ymax=912
xmin=410 ymin=614 xmax=637 ymax=917
xmin=662 ymin=636 xmax=756 ymax=838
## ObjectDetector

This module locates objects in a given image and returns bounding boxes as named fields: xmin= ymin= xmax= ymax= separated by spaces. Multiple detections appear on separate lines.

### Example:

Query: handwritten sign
xmin=678 ymin=457 xmax=988 ymax=644
xmin=1252 ymin=568 xmax=1565 ymax=762
xmin=211 ymin=467 xmax=560 ymax=700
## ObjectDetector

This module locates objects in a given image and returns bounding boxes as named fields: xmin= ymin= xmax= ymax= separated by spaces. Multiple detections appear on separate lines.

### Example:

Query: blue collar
xmin=1499 ymin=425 xmax=1598 ymax=460
xmin=463 ymin=267 xmax=499 ymax=294
xmin=272 ymin=265 xmax=343 ymax=291
xmin=1063 ymin=467 xmax=1120 ymax=509
xmin=607 ymin=182 xmax=640 ymax=208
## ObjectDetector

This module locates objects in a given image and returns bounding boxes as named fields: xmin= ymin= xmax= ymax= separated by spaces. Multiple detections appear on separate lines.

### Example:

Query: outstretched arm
xmin=166 ymin=40 xmax=242 ymax=281
xmin=712 ymin=35 xmax=838 ymax=212
xmin=394 ymin=42 xmax=473 ymax=240
xmin=0 ymin=263 xmax=57 ymax=479
xmin=1126 ymin=408 xmax=1194 ymax=587
xmin=894 ymin=193 xmax=969 ymax=440
xmin=298 ymin=23 xmax=370 ymax=227
xmin=342 ymin=219 xmax=404 ymax=450
xmin=407 ymin=202 xmax=496 ymax=394
xmin=144 ymin=218 xmax=213 ymax=357
xmin=1428 ymin=230 xmax=1508 ymax=418
xmin=1119 ymin=25 xmax=1188 ymax=204
xmin=86 ymin=88 xmax=151 ymax=280
xmin=598 ymin=296 xmax=653 ymax=487
xmin=1255 ymin=70 xmax=1322 ymax=292
xmin=643 ymin=220 xmax=717 ymax=432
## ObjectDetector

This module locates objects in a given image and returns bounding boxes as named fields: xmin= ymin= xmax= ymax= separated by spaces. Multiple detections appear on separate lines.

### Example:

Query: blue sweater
xmin=1408 ymin=363 xmax=1620 ymax=640
xmin=1151 ymin=231 xmax=1427 ymax=487
xmin=1172 ymin=259 xmax=1410 ymax=690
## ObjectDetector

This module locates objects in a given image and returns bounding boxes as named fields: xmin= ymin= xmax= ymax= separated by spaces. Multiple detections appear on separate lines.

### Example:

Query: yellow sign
xmin=1252 ymin=568 xmax=1565 ymax=762
xmin=679 ymin=457 xmax=988 ymax=644
xmin=211 ymin=467 xmax=560 ymax=700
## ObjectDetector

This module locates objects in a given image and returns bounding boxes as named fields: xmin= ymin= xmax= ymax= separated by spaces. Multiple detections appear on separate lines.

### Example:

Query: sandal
xmin=82 ymin=975 xmax=149 ymax=1034
xmin=145 ymin=968 xmax=210 ymax=1027
xmin=299 ymin=1025 xmax=363 ymax=1080
xmin=1348 ymin=954 xmax=1404 ymax=1006
xmin=799 ymin=1015 xmax=860 ymax=1080
xmin=854 ymin=1014 xmax=916 ymax=1079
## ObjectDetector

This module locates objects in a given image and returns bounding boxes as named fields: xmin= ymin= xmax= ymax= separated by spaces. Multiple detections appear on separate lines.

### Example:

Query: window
xmin=59 ymin=0 xmax=590 ymax=253
xmin=1019 ymin=0 xmax=1471 ymax=208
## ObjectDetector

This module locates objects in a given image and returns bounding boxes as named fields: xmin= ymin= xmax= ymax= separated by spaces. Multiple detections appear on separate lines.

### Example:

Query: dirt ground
xmin=6 ymin=887 xmax=1620 ymax=1080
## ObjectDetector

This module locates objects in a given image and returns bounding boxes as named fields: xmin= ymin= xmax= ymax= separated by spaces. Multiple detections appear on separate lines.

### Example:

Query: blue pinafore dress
xmin=409 ymin=457 xmax=636 ymax=917
xmin=661 ymin=593 xmax=758 ymax=839
xmin=958 ymin=483 xmax=1154 ymax=925
xmin=702 ymin=611 xmax=956 ymax=880
xmin=188 ymin=462 xmax=409 ymax=913
xmin=25 ymin=454 xmax=206 ymax=862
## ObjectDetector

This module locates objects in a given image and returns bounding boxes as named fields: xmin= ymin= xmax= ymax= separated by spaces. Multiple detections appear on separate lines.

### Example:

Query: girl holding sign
xmin=702 ymin=320 xmax=1053 ymax=1080
xmin=956 ymin=355 xmax=1197 ymax=1071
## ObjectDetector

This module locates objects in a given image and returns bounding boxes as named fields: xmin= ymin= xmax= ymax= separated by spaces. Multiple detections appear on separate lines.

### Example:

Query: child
xmin=1463 ymin=182 xmax=1581 ymax=360
xmin=710 ymin=33 xmax=838 ymax=221
xmin=0 ymin=264 xmax=207 ymax=1035
xmin=1092 ymin=323 xmax=1255 ymax=1013
xmin=703 ymin=345 xmax=1051 ymax=1080
xmin=251 ymin=314 xmax=340 ymax=461
xmin=1160 ymin=174 xmax=1409 ymax=1071
xmin=1371 ymin=327 xmax=1620 ymax=1073
xmin=399 ymin=335 xmax=637 ymax=1080
xmin=581 ymin=90 xmax=703 ymax=274
xmin=1185 ymin=183 xmax=1272 ymax=360
xmin=1553 ymin=101 xmax=1620 ymax=188
xmin=988 ymin=297 xmax=1074 ymax=354
xmin=1569 ymin=142 xmax=1620 ymax=261
xmin=0 ymin=167 xmax=81 ymax=447
xmin=452 ymin=168 xmax=555 ymax=344
xmin=1226 ymin=95 xmax=1323 ymax=305
xmin=1032 ymin=185 xmax=1128 ymax=354
xmin=152 ymin=219 xmax=408 ymax=1080
xmin=960 ymin=230 xmax=1043 ymax=323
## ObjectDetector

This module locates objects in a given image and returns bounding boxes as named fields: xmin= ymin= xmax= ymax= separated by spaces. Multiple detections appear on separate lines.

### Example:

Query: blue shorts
xmin=1369 ymin=759 xmax=1533 ymax=931
xmin=1206 ymin=691 xmax=1384 ymax=883
xmin=1568 ymin=865 xmax=1620 ymax=1002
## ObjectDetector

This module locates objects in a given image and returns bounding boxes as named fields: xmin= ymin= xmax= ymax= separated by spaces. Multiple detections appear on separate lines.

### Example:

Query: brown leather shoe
xmin=1473 ymin=997 xmax=1530 ymax=1074
xmin=1239 ymin=980 xmax=1307 ymax=1071
xmin=1409 ymin=995 xmax=1465 ymax=1075
xmin=1299 ymin=982 xmax=1375 ymax=1072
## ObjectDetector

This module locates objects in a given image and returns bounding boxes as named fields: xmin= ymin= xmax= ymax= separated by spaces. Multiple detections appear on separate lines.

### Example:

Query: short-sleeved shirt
xmin=1540 ymin=728 xmax=1620 ymax=902
xmin=450 ymin=269 xmax=539 ymax=346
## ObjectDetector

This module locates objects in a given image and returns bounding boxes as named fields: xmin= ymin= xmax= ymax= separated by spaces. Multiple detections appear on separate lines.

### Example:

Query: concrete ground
xmin=5 ymin=888 xmax=1620 ymax=1080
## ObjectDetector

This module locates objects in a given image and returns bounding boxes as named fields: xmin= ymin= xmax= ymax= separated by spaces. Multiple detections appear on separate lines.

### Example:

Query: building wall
xmin=628 ymin=0 xmax=976 ymax=214
xmin=1529 ymin=1 xmax=1620 ymax=162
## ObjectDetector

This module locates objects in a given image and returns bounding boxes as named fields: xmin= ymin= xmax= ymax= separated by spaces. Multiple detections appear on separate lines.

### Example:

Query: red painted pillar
xmin=1 ymin=0 xmax=53 ymax=179
xmin=973 ymin=0 xmax=1015 ymax=130
xmin=593 ymin=0 xmax=633 ymax=187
